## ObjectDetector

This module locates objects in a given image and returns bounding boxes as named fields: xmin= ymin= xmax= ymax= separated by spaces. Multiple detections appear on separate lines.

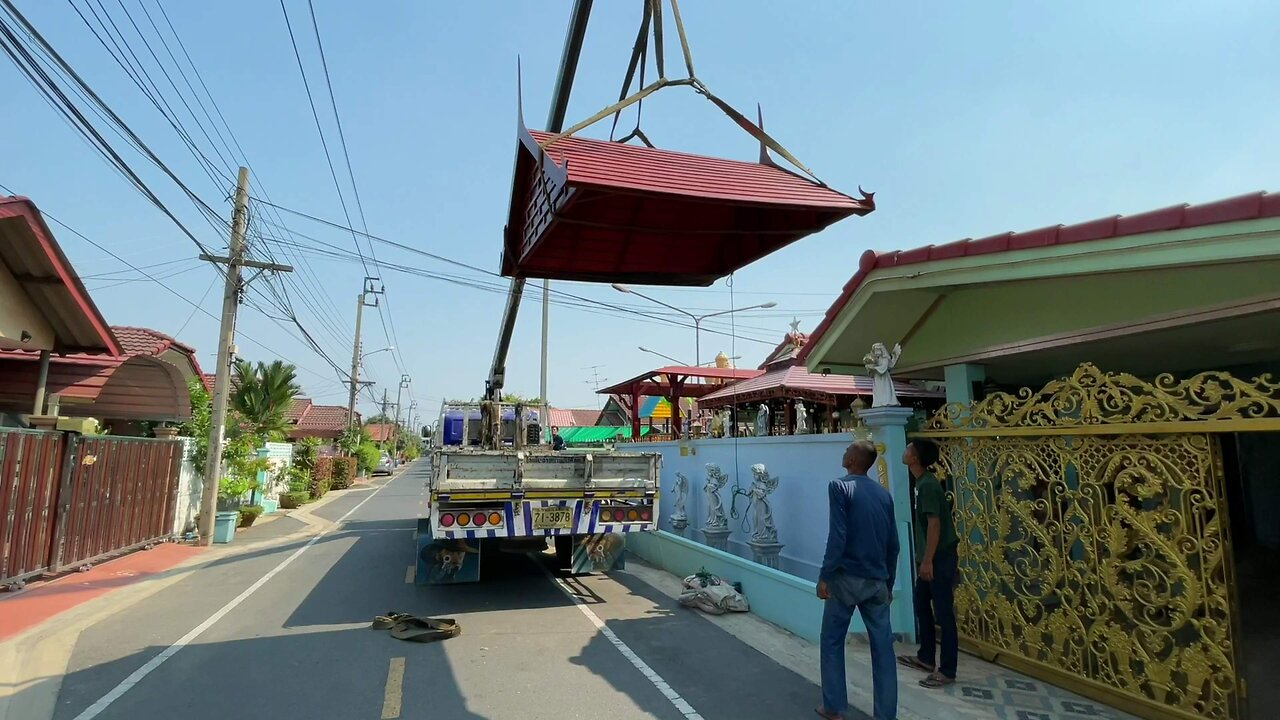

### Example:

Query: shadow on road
xmin=34 ymin=627 xmax=487 ymax=720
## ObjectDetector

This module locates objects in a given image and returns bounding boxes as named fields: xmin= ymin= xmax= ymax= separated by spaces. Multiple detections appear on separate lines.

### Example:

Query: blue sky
xmin=2 ymin=1 xmax=1277 ymax=421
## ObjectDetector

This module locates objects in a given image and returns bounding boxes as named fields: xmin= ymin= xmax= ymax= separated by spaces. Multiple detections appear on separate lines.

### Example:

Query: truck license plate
xmin=533 ymin=507 xmax=573 ymax=530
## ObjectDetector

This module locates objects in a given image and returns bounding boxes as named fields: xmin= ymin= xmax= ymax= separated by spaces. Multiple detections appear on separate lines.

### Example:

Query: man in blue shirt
xmin=816 ymin=440 xmax=899 ymax=720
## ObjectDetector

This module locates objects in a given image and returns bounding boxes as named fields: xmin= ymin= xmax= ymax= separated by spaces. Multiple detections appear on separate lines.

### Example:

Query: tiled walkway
xmin=852 ymin=637 xmax=1140 ymax=720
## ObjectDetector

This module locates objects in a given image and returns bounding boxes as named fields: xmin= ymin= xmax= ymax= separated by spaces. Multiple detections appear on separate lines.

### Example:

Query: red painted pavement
xmin=0 ymin=543 xmax=204 ymax=642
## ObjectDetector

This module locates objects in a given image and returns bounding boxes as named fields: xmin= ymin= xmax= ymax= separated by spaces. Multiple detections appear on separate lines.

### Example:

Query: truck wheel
xmin=554 ymin=536 xmax=573 ymax=569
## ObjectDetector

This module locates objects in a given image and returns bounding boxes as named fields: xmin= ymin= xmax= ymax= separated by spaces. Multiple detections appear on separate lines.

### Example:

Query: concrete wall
xmin=173 ymin=437 xmax=203 ymax=535
xmin=644 ymin=434 xmax=888 ymax=583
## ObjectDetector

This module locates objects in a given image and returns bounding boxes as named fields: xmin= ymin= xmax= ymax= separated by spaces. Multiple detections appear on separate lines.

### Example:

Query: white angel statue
xmin=863 ymin=342 xmax=903 ymax=407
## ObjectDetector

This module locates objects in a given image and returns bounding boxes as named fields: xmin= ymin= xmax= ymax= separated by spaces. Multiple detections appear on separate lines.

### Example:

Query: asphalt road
xmin=37 ymin=461 xmax=861 ymax=720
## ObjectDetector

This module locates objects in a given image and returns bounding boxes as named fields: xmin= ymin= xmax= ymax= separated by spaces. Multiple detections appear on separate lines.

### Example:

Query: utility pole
xmin=393 ymin=374 xmax=410 ymax=465
xmin=197 ymin=167 xmax=293 ymax=546
xmin=347 ymin=277 xmax=383 ymax=429
xmin=378 ymin=389 xmax=391 ymax=457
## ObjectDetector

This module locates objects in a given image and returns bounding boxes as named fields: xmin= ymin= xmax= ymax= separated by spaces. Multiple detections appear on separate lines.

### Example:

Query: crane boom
xmin=483 ymin=0 xmax=594 ymax=447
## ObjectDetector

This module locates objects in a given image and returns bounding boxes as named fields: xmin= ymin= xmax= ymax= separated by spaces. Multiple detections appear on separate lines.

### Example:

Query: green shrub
xmin=356 ymin=441 xmax=382 ymax=476
xmin=311 ymin=457 xmax=334 ymax=499
xmin=238 ymin=505 xmax=264 ymax=528
xmin=330 ymin=456 xmax=357 ymax=489
xmin=287 ymin=464 xmax=311 ymax=493
xmin=279 ymin=491 xmax=309 ymax=509
xmin=293 ymin=436 xmax=320 ymax=471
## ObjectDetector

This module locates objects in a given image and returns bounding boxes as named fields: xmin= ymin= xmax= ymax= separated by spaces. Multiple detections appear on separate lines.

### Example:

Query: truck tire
xmin=554 ymin=536 xmax=573 ymax=569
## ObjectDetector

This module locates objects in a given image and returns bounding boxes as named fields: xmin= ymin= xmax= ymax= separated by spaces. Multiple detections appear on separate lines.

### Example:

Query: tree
xmin=337 ymin=424 xmax=369 ymax=457
xmin=501 ymin=393 xmax=543 ymax=405
xmin=231 ymin=359 xmax=301 ymax=438
xmin=179 ymin=378 xmax=212 ymax=470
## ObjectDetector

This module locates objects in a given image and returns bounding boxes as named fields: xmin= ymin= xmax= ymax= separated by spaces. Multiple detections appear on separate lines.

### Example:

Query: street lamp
xmin=613 ymin=284 xmax=776 ymax=366
xmin=638 ymin=346 xmax=741 ymax=367
xmin=359 ymin=346 xmax=394 ymax=365
xmin=637 ymin=346 xmax=687 ymax=365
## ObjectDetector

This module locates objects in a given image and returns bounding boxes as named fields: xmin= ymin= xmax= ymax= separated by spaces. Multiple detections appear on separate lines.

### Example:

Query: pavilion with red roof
xmin=597 ymin=365 xmax=762 ymax=441
xmin=699 ymin=323 xmax=941 ymax=435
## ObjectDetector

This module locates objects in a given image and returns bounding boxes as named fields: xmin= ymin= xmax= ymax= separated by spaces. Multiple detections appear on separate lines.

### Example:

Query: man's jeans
xmin=820 ymin=572 xmax=897 ymax=720
xmin=914 ymin=548 xmax=959 ymax=678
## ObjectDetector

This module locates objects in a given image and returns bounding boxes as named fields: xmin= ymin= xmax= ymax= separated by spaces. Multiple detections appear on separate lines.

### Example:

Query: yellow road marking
xmin=382 ymin=657 xmax=405 ymax=719
xmin=404 ymin=565 xmax=415 ymax=584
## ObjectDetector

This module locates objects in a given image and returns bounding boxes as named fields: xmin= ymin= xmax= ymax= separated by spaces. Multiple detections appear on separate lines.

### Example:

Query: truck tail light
xmin=640 ymin=507 xmax=652 ymax=521
xmin=457 ymin=512 xmax=471 ymax=526
xmin=472 ymin=513 xmax=486 ymax=527
xmin=488 ymin=512 xmax=503 ymax=526
xmin=600 ymin=509 xmax=613 ymax=522
xmin=440 ymin=513 xmax=455 ymax=527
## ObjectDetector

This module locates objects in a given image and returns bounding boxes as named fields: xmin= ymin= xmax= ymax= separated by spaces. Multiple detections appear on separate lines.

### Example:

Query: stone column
xmin=858 ymin=404 xmax=918 ymax=643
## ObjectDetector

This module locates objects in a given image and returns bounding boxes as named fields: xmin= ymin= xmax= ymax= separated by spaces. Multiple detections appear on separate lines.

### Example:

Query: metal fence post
xmin=47 ymin=431 xmax=81 ymax=574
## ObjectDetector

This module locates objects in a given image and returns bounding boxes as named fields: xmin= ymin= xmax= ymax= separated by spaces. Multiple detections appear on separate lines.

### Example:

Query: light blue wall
xmin=646 ymin=435 xmax=855 ymax=582
xmin=639 ymin=433 xmax=920 ymax=637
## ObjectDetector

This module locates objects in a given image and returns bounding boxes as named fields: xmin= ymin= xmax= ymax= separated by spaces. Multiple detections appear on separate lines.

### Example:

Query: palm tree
xmin=231 ymin=359 xmax=301 ymax=438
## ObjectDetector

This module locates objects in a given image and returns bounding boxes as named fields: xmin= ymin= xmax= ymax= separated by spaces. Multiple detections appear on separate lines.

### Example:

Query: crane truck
xmin=415 ymin=0 xmax=661 ymax=585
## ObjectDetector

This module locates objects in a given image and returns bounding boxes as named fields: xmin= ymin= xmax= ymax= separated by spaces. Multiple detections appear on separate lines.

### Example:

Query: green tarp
xmin=560 ymin=425 xmax=651 ymax=444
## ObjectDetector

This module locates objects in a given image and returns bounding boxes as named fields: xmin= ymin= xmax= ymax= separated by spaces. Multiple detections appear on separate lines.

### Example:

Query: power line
xmin=147 ymin=2 xmax=354 ymax=360
xmin=0 ymin=0 xmax=225 ymax=252
xmin=0 ymin=181 xmax=341 ymax=387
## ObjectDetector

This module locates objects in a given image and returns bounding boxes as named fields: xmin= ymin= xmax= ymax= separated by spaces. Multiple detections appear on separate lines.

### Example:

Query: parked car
xmin=374 ymin=454 xmax=393 ymax=475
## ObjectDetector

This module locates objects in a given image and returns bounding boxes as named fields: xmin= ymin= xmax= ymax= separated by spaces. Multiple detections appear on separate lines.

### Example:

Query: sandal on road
xmin=920 ymin=671 xmax=956 ymax=689
xmin=897 ymin=655 xmax=934 ymax=673
xmin=814 ymin=707 xmax=843 ymax=720
xmin=389 ymin=616 xmax=461 ymax=643
xmin=371 ymin=611 xmax=413 ymax=630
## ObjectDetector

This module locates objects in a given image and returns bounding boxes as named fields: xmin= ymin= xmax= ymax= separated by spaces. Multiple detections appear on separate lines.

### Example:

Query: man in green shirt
xmin=897 ymin=438 xmax=960 ymax=688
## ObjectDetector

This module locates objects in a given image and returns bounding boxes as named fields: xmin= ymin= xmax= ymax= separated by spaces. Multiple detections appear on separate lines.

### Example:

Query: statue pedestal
xmin=857 ymin=404 xmax=918 ymax=643
xmin=748 ymin=541 xmax=784 ymax=569
xmin=669 ymin=516 xmax=689 ymax=537
xmin=701 ymin=527 xmax=730 ymax=552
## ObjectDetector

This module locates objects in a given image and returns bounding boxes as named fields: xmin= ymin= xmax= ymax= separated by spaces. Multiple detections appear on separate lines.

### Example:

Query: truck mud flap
xmin=416 ymin=519 xmax=481 ymax=585
xmin=570 ymin=533 xmax=626 ymax=574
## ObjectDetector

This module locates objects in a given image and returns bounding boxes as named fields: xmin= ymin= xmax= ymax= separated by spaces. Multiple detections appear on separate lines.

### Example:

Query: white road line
xmin=72 ymin=476 xmax=396 ymax=720
xmin=381 ymin=657 xmax=406 ymax=719
xmin=540 ymin=563 xmax=704 ymax=720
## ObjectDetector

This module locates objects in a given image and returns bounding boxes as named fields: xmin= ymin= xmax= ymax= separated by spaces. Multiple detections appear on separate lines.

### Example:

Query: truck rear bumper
xmin=431 ymin=497 xmax=656 ymax=540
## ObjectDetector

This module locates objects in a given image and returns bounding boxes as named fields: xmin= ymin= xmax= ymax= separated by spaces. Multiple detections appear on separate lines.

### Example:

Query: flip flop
xmin=897 ymin=655 xmax=934 ymax=672
xmin=814 ymin=707 xmax=843 ymax=720
xmin=371 ymin=611 xmax=413 ymax=630
xmin=920 ymin=671 xmax=956 ymax=689
xmin=389 ymin=616 xmax=461 ymax=643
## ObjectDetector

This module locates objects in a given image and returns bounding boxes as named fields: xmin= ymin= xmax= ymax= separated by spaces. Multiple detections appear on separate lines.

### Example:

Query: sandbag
xmin=678 ymin=572 xmax=749 ymax=615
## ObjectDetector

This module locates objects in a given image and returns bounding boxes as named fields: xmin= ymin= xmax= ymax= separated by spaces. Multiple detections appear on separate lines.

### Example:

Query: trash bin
xmin=213 ymin=511 xmax=240 ymax=544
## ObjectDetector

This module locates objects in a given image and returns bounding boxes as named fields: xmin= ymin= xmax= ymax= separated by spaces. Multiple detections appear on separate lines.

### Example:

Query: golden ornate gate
xmin=914 ymin=363 xmax=1280 ymax=720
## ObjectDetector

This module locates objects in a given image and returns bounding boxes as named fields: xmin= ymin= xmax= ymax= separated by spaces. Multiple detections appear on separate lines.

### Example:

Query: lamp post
xmin=637 ymin=346 xmax=740 ymax=367
xmin=360 ymin=346 xmax=394 ymax=366
xmin=613 ymin=284 xmax=776 ymax=366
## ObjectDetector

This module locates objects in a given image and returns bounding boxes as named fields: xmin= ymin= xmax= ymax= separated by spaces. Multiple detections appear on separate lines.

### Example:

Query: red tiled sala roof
xmin=801 ymin=191 xmax=1280 ymax=361
xmin=528 ymin=131 xmax=869 ymax=211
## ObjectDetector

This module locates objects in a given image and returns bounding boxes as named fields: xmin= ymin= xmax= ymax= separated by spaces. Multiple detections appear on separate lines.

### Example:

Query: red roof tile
xmin=530 ymin=131 xmax=868 ymax=210
xmin=802 ymin=191 xmax=1280 ymax=361
xmin=0 ymin=196 xmax=119 ymax=354
xmin=502 ymin=129 xmax=874 ymax=287
xmin=110 ymin=326 xmax=197 ymax=358
xmin=366 ymin=423 xmax=397 ymax=442
xmin=285 ymin=397 xmax=312 ymax=422
xmin=698 ymin=364 xmax=941 ymax=407
xmin=287 ymin=403 xmax=355 ymax=439
xmin=548 ymin=409 xmax=601 ymax=428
